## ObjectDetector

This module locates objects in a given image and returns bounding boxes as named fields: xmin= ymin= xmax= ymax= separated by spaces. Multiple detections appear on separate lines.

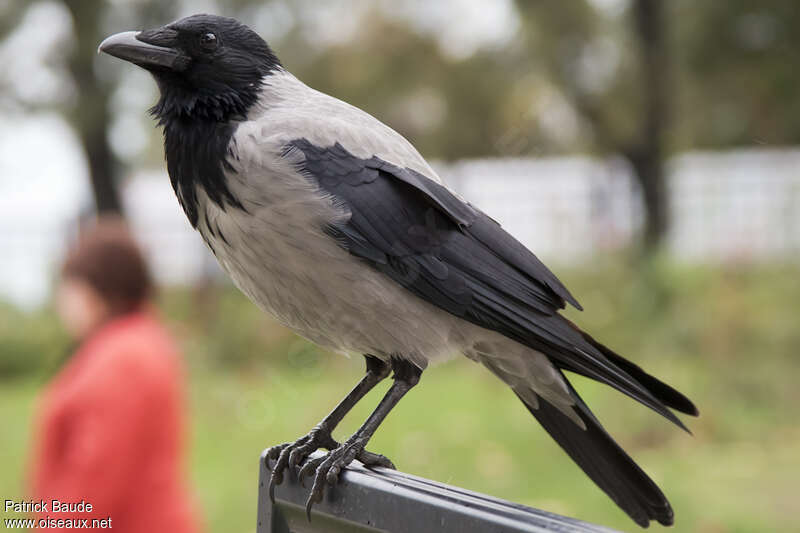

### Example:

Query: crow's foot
xmin=265 ymin=426 xmax=337 ymax=503
xmin=299 ymin=436 xmax=394 ymax=519
xmin=297 ymin=448 xmax=394 ymax=487
xmin=265 ymin=429 xmax=395 ymax=506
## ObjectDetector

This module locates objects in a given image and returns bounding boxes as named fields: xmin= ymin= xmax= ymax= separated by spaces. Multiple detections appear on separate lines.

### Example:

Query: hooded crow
xmin=99 ymin=14 xmax=697 ymax=527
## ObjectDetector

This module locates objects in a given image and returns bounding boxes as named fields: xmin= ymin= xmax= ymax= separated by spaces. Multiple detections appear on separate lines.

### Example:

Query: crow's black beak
xmin=98 ymin=30 xmax=186 ymax=71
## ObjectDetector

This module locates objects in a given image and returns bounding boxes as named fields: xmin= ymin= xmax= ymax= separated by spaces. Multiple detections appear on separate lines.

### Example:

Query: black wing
xmin=288 ymin=138 xmax=695 ymax=426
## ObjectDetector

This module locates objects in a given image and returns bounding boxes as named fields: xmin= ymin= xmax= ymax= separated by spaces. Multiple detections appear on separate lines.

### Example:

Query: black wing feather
xmin=288 ymin=138 xmax=693 ymax=429
xmin=572 ymin=326 xmax=699 ymax=416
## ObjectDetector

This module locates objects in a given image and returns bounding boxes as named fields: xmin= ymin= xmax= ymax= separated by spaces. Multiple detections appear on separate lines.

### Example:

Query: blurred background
xmin=1 ymin=0 xmax=798 ymax=531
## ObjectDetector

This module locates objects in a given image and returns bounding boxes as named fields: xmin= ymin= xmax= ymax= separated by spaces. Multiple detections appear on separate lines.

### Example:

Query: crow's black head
xmin=100 ymin=15 xmax=278 ymax=227
xmin=100 ymin=14 xmax=280 ymax=122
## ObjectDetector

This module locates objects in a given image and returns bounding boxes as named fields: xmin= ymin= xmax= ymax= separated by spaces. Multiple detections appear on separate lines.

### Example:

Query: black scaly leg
xmin=300 ymin=358 xmax=423 ymax=519
xmin=266 ymin=355 xmax=392 ymax=502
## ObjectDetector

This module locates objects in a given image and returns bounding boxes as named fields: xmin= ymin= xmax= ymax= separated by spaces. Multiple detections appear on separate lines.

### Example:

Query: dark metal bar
xmin=257 ymin=450 xmax=618 ymax=533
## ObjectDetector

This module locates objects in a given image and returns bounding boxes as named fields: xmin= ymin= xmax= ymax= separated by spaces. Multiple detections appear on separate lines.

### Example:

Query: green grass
xmin=2 ymin=260 xmax=799 ymax=532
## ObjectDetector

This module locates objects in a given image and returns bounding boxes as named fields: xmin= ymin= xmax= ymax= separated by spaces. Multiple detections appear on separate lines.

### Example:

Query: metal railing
xmin=257 ymin=450 xmax=617 ymax=533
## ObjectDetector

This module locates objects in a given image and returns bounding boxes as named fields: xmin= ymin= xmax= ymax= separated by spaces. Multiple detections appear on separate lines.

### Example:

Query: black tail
xmin=517 ymin=374 xmax=675 ymax=528
xmin=557 ymin=319 xmax=699 ymax=419
xmin=575 ymin=329 xmax=699 ymax=417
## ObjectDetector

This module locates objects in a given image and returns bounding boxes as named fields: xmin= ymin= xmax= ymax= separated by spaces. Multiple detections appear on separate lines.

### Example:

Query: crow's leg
xmin=267 ymin=355 xmax=390 ymax=501
xmin=300 ymin=359 xmax=422 ymax=518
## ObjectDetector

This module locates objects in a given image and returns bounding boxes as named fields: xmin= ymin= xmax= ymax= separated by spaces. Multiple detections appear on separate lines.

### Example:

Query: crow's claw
xmin=304 ymin=483 xmax=324 ymax=520
xmin=357 ymin=450 xmax=396 ymax=470
xmin=265 ymin=427 xmax=337 ymax=504
xmin=304 ymin=436 xmax=372 ymax=520
xmin=264 ymin=443 xmax=289 ymax=472
xmin=298 ymin=455 xmax=325 ymax=487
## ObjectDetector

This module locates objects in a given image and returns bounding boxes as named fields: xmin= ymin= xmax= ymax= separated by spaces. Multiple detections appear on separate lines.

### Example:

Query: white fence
xmin=667 ymin=150 xmax=800 ymax=261
xmin=442 ymin=149 xmax=800 ymax=262
xmin=3 ymin=148 xmax=799 ymax=308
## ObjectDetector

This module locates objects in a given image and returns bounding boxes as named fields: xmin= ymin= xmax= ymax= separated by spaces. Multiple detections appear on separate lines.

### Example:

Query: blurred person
xmin=27 ymin=217 xmax=202 ymax=533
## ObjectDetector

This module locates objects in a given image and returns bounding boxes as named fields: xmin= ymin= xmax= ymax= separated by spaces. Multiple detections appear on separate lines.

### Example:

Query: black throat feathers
xmin=160 ymin=116 xmax=242 ymax=228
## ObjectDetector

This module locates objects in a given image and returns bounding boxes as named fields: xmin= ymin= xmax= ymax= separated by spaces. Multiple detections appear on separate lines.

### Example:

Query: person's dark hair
xmin=61 ymin=216 xmax=153 ymax=316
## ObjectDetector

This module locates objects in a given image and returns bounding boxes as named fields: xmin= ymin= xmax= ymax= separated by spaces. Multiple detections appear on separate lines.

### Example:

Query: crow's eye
xmin=199 ymin=32 xmax=218 ymax=52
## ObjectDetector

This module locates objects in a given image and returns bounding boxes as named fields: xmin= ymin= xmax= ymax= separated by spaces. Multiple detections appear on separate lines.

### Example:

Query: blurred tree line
xmin=2 ymin=0 xmax=798 ymax=250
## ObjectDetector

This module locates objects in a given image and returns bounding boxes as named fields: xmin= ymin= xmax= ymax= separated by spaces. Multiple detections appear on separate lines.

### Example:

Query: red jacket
xmin=29 ymin=311 xmax=202 ymax=533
